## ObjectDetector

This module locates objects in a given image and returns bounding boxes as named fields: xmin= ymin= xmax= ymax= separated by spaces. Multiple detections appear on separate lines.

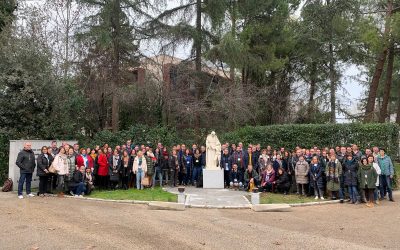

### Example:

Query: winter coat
xmin=232 ymin=151 xmax=245 ymax=172
xmin=244 ymin=169 xmax=260 ymax=184
xmin=358 ymin=164 xmax=378 ymax=189
xmin=276 ymin=171 xmax=291 ymax=190
xmin=193 ymin=154 xmax=202 ymax=168
xmin=76 ymin=154 xmax=94 ymax=169
xmin=243 ymin=152 xmax=258 ymax=170
xmin=377 ymin=155 xmax=394 ymax=176
xmin=109 ymin=155 xmax=121 ymax=176
xmin=67 ymin=155 xmax=76 ymax=179
xmin=295 ymin=160 xmax=309 ymax=184
xmin=96 ymin=154 xmax=109 ymax=176
xmin=36 ymin=153 xmax=53 ymax=177
xmin=145 ymin=155 xmax=155 ymax=176
xmin=343 ymin=158 xmax=358 ymax=186
xmin=230 ymin=170 xmax=243 ymax=183
xmin=68 ymin=170 xmax=84 ymax=188
xmin=325 ymin=160 xmax=342 ymax=192
xmin=132 ymin=156 xmax=147 ymax=174
xmin=53 ymin=154 xmax=68 ymax=176
xmin=309 ymin=163 xmax=324 ymax=189
xmin=220 ymin=154 xmax=232 ymax=171
xmin=261 ymin=170 xmax=276 ymax=186
xmin=119 ymin=156 xmax=132 ymax=177
xmin=169 ymin=155 xmax=179 ymax=172
xmin=16 ymin=149 xmax=36 ymax=174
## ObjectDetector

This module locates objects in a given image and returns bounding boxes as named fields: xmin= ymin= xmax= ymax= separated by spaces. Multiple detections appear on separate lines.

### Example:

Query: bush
xmin=221 ymin=123 xmax=399 ymax=159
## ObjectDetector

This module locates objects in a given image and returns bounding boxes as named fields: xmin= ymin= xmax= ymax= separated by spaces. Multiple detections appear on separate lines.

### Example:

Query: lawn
xmin=89 ymin=187 xmax=177 ymax=202
xmin=257 ymin=192 xmax=327 ymax=204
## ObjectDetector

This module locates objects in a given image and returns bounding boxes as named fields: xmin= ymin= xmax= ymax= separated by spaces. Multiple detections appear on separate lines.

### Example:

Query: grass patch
xmin=89 ymin=187 xmax=177 ymax=202
xmin=257 ymin=192 xmax=325 ymax=204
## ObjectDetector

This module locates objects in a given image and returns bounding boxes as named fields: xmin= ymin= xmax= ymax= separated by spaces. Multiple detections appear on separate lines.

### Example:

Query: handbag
xmin=110 ymin=172 xmax=120 ymax=182
xmin=141 ymin=175 xmax=150 ymax=186
xmin=48 ymin=163 xmax=57 ymax=174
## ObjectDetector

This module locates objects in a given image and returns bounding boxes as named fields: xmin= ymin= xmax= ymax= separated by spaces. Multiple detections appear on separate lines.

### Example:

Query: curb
xmin=288 ymin=200 xmax=341 ymax=207
xmin=186 ymin=204 xmax=252 ymax=209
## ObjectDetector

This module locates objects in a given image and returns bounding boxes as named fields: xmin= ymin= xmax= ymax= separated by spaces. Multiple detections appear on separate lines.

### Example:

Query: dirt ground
xmin=0 ymin=192 xmax=399 ymax=250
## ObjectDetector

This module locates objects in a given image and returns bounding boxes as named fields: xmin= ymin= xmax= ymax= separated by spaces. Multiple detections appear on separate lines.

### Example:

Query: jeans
xmin=379 ymin=175 xmax=393 ymax=200
xmin=348 ymin=185 xmax=358 ymax=203
xmin=73 ymin=182 xmax=86 ymax=195
xmin=192 ymin=167 xmax=202 ymax=184
xmin=136 ymin=168 xmax=144 ymax=190
xmin=314 ymin=187 xmax=323 ymax=198
xmin=152 ymin=167 xmax=163 ymax=187
xmin=374 ymin=187 xmax=379 ymax=201
xmin=184 ymin=166 xmax=191 ymax=185
xmin=38 ymin=176 xmax=48 ymax=195
xmin=57 ymin=175 xmax=65 ymax=193
xmin=162 ymin=169 xmax=169 ymax=185
xmin=18 ymin=173 xmax=32 ymax=196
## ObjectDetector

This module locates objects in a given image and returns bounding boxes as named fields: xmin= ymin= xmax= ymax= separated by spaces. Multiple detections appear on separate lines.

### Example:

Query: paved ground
xmin=0 ymin=192 xmax=399 ymax=250
xmin=166 ymin=187 xmax=251 ymax=207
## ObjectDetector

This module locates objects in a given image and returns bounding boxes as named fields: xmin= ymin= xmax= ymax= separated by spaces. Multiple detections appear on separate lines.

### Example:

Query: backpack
xmin=2 ymin=178 xmax=13 ymax=192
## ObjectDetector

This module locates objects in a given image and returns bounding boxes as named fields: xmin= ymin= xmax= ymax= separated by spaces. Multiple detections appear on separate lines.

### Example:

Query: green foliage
xmin=89 ymin=187 xmax=177 ymax=202
xmin=221 ymin=123 xmax=400 ymax=158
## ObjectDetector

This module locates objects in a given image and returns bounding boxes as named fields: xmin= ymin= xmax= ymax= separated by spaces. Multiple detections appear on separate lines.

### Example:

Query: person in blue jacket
xmin=377 ymin=148 xmax=395 ymax=202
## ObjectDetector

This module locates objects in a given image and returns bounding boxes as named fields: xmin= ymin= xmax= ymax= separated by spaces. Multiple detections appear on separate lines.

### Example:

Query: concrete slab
xmin=252 ymin=204 xmax=291 ymax=212
xmin=166 ymin=187 xmax=251 ymax=208
xmin=148 ymin=202 xmax=185 ymax=211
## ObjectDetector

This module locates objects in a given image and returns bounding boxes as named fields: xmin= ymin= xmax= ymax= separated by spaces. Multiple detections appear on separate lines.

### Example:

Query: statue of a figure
xmin=206 ymin=131 xmax=221 ymax=170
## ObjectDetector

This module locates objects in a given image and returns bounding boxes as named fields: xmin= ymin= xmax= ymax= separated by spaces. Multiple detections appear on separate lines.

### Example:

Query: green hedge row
xmin=221 ymin=123 xmax=400 ymax=158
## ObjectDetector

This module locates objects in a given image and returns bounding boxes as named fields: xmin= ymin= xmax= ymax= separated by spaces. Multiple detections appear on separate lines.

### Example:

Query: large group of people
xmin=15 ymin=140 xmax=396 ymax=207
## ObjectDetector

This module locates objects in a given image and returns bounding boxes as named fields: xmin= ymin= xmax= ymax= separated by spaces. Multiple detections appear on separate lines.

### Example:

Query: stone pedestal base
xmin=203 ymin=169 xmax=224 ymax=189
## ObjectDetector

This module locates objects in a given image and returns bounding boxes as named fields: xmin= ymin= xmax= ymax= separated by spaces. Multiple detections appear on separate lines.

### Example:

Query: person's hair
xmin=367 ymin=155 xmax=374 ymax=161
xmin=361 ymin=158 xmax=368 ymax=165
xmin=59 ymin=147 xmax=66 ymax=154
xmin=80 ymin=148 xmax=86 ymax=154
xmin=41 ymin=146 xmax=48 ymax=153
xmin=346 ymin=153 xmax=353 ymax=158
xmin=122 ymin=150 xmax=129 ymax=157
xmin=278 ymin=167 xmax=284 ymax=173
xmin=380 ymin=148 xmax=386 ymax=152
xmin=195 ymin=149 xmax=200 ymax=155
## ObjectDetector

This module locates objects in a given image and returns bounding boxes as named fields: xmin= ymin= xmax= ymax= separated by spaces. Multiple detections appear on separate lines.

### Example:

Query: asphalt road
xmin=0 ymin=192 xmax=399 ymax=250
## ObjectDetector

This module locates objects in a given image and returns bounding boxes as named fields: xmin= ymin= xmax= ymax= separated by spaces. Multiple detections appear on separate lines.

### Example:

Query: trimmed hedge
xmin=221 ymin=123 xmax=399 ymax=158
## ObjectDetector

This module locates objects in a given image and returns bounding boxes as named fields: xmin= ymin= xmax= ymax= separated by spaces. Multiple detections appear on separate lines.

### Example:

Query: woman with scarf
xmin=119 ymin=150 xmax=132 ymax=190
xmin=53 ymin=147 xmax=68 ymax=196
xmin=358 ymin=157 xmax=378 ymax=207
xmin=258 ymin=149 xmax=270 ymax=173
xmin=326 ymin=154 xmax=342 ymax=200
xmin=260 ymin=164 xmax=275 ymax=192
xmin=295 ymin=155 xmax=309 ymax=196
xmin=76 ymin=148 xmax=94 ymax=172
xmin=109 ymin=149 xmax=121 ymax=190
xmin=367 ymin=155 xmax=381 ymax=205
xmin=310 ymin=156 xmax=324 ymax=200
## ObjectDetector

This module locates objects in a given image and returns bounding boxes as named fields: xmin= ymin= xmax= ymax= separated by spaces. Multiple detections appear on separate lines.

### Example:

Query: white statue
xmin=206 ymin=131 xmax=221 ymax=170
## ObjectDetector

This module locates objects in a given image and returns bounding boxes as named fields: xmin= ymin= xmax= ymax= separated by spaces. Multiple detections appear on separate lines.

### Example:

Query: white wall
xmin=8 ymin=140 xmax=77 ymax=191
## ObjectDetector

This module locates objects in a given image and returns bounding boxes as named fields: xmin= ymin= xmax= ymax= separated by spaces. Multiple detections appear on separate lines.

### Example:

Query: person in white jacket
xmin=53 ymin=147 xmax=68 ymax=196
xmin=368 ymin=155 xmax=381 ymax=205
xmin=132 ymin=150 xmax=147 ymax=190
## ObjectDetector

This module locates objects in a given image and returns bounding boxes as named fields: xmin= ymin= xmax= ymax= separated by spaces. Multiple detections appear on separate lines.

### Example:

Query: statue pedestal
xmin=203 ymin=168 xmax=224 ymax=189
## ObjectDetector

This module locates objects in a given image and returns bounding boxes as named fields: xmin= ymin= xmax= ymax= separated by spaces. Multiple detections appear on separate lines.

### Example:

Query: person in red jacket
xmin=76 ymin=149 xmax=94 ymax=171
xmin=96 ymin=149 xmax=109 ymax=190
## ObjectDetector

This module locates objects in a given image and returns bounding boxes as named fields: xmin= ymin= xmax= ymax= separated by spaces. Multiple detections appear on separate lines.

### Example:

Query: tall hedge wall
xmin=220 ymin=123 xmax=400 ymax=158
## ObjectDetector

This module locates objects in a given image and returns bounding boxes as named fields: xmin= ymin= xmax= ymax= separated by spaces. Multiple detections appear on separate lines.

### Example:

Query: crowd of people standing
xmin=15 ymin=140 xmax=396 ymax=207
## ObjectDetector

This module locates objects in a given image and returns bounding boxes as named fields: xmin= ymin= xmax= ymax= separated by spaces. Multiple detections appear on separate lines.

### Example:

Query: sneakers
xmin=314 ymin=196 xmax=318 ymax=200
xmin=27 ymin=193 xmax=35 ymax=197
xmin=78 ymin=195 xmax=84 ymax=198
xmin=18 ymin=195 xmax=23 ymax=199
xmin=70 ymin=191 xmax=75 ymax=196
xmin=320 ymin=196 xmax=325 ymax=200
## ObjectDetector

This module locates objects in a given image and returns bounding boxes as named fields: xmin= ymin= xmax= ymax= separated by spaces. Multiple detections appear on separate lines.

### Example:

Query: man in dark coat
xmin=220 ymin=148 xmax=232 ymax=188
xmin=15 ymin=142 xmax=36 ymax=199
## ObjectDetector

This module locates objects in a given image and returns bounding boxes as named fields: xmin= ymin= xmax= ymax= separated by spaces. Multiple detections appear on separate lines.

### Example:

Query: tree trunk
xmin=379 ymin=45 xmax=394 ymax=123
xmin=195 ymin=0 xmax=202 ymax=72
xmin=307 ymin=62 xmax=317 ymax=121
xmin=329 ymin=43 xmax=336 ymax=123
xmin=229 ymin=0 xmax=236 ymax=83
xmin=364 ymin=0 xmax=393 ymax=122
xmin=64 ymin=0 xmax=71 ymax=80
xmin=396 ymin=82 xmax=400 ymax=124
xmin=111 ymin=0 xmax=121 ymax=132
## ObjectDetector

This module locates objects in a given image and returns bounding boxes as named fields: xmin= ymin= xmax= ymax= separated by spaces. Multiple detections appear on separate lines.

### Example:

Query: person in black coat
xmin=275 ymin=167 xmax=291 ymax=195
xmin=15 ymin=142 xmax=36 ymax=198
xmin=229 ymin=164 xmax=243 ymax=189
xmin=344 ymin=154 xmax=359 ymax=204
xmin=310 ymin=156 xmax=325 ymax=200
xmin=36 ymin=146 xmax=53 ymax=197
xmin=119 ymin=150 xmax=132 ymax=190
xmin=69 ymin=166 xmax=86 ymax=196
xmin=220 ymin=148 xmax=232 ymax=188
